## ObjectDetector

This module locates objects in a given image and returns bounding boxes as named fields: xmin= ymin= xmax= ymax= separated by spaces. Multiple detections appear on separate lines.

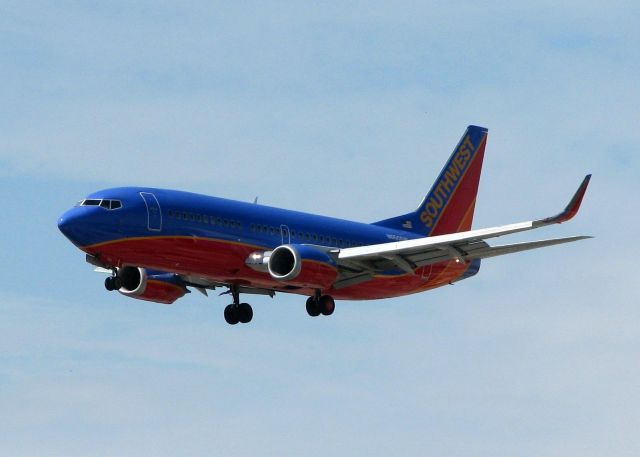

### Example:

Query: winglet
xmin=542 ymin=174 xmax=592 ymax=224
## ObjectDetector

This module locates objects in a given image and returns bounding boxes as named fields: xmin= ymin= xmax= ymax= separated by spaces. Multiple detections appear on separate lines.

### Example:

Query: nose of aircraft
xmin=57 ymin=208 xmax=86 ymax=245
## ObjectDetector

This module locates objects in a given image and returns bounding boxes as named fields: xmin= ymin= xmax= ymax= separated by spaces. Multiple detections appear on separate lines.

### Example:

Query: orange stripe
xmin=455 ymin=197 xmax=477 ymax=232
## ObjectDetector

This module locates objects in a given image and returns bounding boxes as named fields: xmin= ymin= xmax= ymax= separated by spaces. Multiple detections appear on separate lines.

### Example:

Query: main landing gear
xmin=223 ymin=285 xmax=253 ymax=325
xmin=306 ymin=292 xmax=335 ymax=317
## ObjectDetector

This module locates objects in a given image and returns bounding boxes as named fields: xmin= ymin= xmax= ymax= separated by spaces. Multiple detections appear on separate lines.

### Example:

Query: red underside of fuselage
xmin=84 ymin=236 xmax=470 ymax=300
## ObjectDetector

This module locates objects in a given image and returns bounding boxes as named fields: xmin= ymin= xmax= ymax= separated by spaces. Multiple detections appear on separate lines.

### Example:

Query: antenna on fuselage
xmin=253 ymin=196 xmax=259 ymax=204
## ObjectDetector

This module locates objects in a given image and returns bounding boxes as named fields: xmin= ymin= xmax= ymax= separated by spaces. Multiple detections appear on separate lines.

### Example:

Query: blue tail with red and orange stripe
xmin=373 ymin=125 xmax=488 ymax=237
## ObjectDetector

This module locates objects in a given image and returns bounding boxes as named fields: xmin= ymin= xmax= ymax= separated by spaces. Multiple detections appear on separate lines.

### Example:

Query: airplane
xmin=57 ymin=125 xmax=592 ymax=325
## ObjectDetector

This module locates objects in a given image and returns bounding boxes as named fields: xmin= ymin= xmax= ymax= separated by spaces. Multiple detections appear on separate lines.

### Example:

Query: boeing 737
xmin=58 ymin=125 xmax=591 ymax=325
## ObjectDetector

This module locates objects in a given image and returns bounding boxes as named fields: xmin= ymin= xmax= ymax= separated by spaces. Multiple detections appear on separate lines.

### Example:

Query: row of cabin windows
xmin=166 ymin=210 xmax=361 ymax=248
xmin=249 ymin=223 xmax=362 ymax=248
xmin=166 ymin=209 xmax=242 ymax=230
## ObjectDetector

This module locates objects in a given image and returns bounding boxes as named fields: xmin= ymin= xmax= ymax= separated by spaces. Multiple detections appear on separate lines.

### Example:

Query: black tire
xmin=104 ymin=276 xmax=115 ymax=291
xmin=224 ymin=305 xmax=239 ymax=325
xmin=112 ymin=276 xmax=122 ymax=290
xmin=306 ymin=297 xmax=320 ymax=317
xmin=238 ymin=303 xmax=253 ymax=324
xmin=320 ymin=295 xmax=335 ymax=316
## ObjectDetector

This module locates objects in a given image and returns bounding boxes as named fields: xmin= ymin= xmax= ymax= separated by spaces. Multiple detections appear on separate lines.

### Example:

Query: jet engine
xmin=116 ymin=266 xmax=188 ymax=304
xmin=248 ymin=244 xmax=338 ymax=289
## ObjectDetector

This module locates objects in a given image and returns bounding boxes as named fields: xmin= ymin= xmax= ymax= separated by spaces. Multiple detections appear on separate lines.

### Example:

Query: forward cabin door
xmin=140 ymin=192 xmax=163 ymax=232
xmin=280 ymin=225 xmax=291 ymax=245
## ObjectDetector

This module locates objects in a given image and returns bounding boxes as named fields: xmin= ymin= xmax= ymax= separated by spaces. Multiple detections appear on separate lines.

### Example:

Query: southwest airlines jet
xmin=58 ymin=126 xmax=591 ymax=325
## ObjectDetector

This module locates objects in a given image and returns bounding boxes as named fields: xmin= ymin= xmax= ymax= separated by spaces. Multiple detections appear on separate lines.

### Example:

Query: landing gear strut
xmin=223 ymin=285 xmax=253 ymax=325
xmin=306 ymin=291 xmax=335 ymax=317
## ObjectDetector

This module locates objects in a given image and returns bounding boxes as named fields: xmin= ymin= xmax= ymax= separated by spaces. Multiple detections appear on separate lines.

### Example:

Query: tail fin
xmin=373 ymin=125 xmax=488 ymax=237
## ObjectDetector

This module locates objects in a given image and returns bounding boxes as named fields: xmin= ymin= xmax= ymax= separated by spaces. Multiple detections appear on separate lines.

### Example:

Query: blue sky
xmin=1 ymin=2 xmax=639 ymax=456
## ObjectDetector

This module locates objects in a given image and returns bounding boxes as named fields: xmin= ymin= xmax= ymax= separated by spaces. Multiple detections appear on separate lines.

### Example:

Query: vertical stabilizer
xmin=373 ymin=125 xmax=488 ymax=237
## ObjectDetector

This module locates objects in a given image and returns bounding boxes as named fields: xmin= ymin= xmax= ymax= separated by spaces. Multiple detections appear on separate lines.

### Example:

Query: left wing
xmin=335 ymin=175 xmax=592 ymax=284
xmin=179 ymin=274 xmax=276 ymax=298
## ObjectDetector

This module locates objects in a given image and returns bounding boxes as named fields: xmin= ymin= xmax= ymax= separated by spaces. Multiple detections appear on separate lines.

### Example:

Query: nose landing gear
xmin=104 ymin=274 xmax=121 ymax=291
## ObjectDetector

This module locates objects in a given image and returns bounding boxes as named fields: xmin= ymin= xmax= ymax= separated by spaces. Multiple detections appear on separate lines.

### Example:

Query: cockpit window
xmin=79 ymin=199 xmax=123 ymax=210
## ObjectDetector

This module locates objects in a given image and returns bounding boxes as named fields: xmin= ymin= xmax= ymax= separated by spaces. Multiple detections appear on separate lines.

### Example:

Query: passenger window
xmin=203 ymin=215 xmax=208 ymax=224
xmin=197 ymin=214 xmax=202 ymax=222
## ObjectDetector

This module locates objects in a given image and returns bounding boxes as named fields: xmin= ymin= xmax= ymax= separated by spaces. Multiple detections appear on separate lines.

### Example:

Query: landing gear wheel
xmin=224 ymin=304 xmax=240 ymax=325
xmin=105 ymin=276 xmax=116 ymax=291
xmin=319 ymin=295 xmax=335 ymax=316
xmin=306 ymin=297 xmax=321 ymax=317
xmin=223 ymin=286 xmax=254 ymax=325
xmin=238 ymin=303 xmax=253 ymax=324
xmin=104 ymin=276 xmax=122 ymax=291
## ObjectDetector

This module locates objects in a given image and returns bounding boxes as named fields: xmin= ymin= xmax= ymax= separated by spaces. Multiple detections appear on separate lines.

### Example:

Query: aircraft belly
xmin=83 ymin=236 xmax=473 ymax=301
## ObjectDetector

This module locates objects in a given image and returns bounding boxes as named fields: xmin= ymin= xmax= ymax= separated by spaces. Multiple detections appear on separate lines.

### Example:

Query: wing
xmin=178 ymin=274 xmax=277 ymax=298
xmin=334 ymin=175 xmax=592 ymax=287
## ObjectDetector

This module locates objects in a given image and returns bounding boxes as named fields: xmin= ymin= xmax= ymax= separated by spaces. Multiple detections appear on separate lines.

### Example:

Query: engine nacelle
xmin=267 ymin=244 xmax=337 ymax=289
xmin=117 ymin=266 xmax=187 ymax=304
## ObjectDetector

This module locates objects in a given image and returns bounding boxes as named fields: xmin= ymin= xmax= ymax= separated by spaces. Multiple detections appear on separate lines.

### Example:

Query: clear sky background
xmin=1 ymin=1 xmax=639 ymax=456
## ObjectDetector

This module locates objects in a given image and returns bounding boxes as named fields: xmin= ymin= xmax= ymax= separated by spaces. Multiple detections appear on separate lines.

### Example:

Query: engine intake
xmin=268 ymin=245 xmax=301 ymax=281
xmin=116 ymin=266 xmax=186 ymax=304
xmin=266 ymin=244 xmax=337 ymax=289
xmin=118 ymin=266 xmax=147 ymax=295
